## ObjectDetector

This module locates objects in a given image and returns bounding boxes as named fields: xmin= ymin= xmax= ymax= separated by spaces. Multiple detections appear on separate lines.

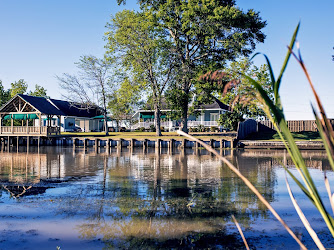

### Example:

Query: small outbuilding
xmin=0 ymin=94 xmax=102 ymax=137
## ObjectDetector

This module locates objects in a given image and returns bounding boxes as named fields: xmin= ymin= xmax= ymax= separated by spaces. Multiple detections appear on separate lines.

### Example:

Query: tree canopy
xmin=10 ymin=79 xmax=28 ymax=97
xmin=205 ymin=58 xmax=272 ymax=130
xmin=28 ymin=84 xmax=49 ymax=98
xmin=121 ymin=0 xmax=267 ymax=132
xmin=108 ymin=77 xmax=143 ymax=129
xmin=0 ymin=80 xmax=10 ymax=106
xmin=105 ymin=9 xmax=175 ymax=135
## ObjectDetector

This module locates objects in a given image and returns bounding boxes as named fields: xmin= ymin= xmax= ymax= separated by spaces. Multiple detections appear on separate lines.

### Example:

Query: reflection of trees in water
xmin=69 ymin=151 xmax=277 ymax=248
xmin=0 ymin=148 xmax=331 ymax=248
xmin=220 ymin=153 xmax=276 ymax=225
xmin=77 ymin=217 xmax=244 ymax=249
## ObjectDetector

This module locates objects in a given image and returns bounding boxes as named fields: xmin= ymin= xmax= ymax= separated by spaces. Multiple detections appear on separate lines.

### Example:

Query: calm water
xmin=0 ymin=147 xmax=333 ymax=249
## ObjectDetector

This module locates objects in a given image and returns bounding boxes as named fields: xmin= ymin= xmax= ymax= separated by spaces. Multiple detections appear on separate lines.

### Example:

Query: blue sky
xmin=0 ymin=0 xmax=333 ymax=120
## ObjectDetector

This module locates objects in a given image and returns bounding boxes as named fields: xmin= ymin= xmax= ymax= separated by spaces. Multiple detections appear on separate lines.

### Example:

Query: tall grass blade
xmin=312 ymin=106 xmax=334 ymax=171
xmin=250 ymin=52 xmax=276 ymax=86
xmin=243 ymin=75 xmax=283 ymax=123
xmin=325 ymin=175 xmax=334 ymax=215
xmin=289 ymin=46 xmax=334 ymax=151
xmin=285 ymin=176 xmax=326 ymax=250
xmin=247 ymin=40 xmax=334 ymax=237
xmin=232 ymin=215 xmax=250 ymax=250
xmin=275 ymin=23 xmax=300 ymax=104
xmin=176 ymin=130 xmax=307 ymax=249
xmin=283 ymin=166 xmax=313 ymax=201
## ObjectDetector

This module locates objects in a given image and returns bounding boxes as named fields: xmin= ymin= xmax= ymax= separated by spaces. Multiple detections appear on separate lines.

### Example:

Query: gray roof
xmin=18 ymin=94 xmax=65 ymax=116
xmin=49 ymin=98 xmax=101 ymax=118
xmin=0 ymin=94 xmax=101 ymax=118
xmin=200 ymin=97 xmax=230 ymax=110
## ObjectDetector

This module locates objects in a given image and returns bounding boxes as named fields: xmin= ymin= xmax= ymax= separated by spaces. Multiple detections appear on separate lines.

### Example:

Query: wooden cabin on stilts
xmin=0 ymin=94 xmax=64 ymax=148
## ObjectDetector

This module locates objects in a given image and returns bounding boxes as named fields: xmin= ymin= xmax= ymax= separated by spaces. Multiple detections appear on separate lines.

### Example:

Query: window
xmin=210 ymin=113 xmax=219 ymax=121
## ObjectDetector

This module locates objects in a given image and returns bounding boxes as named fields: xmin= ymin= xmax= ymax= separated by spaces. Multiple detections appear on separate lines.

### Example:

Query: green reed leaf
xmin=275 ymin=23 xmax=300 ymax=105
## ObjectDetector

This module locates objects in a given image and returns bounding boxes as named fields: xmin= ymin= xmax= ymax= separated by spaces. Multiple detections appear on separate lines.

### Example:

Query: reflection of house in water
xmin=126 ymin=153 xmax=223 ymax=185
xmin=0 ymin=148 xmax=330 ymax=202
xmin=0 ymin=149 xmax=108 ymax=184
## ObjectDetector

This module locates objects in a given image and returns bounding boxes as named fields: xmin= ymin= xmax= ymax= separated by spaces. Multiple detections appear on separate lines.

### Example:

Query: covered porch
xmin=0 ymin=95 xmax=63 ymax=137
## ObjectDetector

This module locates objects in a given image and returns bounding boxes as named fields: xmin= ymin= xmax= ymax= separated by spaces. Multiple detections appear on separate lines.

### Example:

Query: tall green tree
xmin=57 ymin=56 xmax=113 ymax=135
xmin=10 ymin=79 xmax=27 ymax=97
xmin=108 ymin=77 xmax=143 ymax=130
xmin=0 ymin=80 xmax=10 ymax=106
xmin=118 ymin=0 xmax=266 ymax=132
xmin=200 ymin=57 xmax=272 ymax=130
xmin=28 ymin=84 xmax=49 ymax=98
xmin=105 ymin=10 xmax=175 ymax=136
xmin=221 ymin=58 xmax=272 ymax=118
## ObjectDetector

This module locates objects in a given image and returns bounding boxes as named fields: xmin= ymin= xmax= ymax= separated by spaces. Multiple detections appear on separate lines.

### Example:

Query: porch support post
xmin=0 ymin=115 xmax=2 ymax=134
xmin=138 ymin=113 xmax=141 ymax=130
xmin=11 ymin=117 xmax=13 ymax=133
xmin=57 ymin=115 xmax=61 ymax=135
xmin=26 ymin=116 xmax=29 ymax=134
xmin=39 ymin=113 xmax=41 ymax=134
xmin=48 ymin=115 xmax=51 ymax=136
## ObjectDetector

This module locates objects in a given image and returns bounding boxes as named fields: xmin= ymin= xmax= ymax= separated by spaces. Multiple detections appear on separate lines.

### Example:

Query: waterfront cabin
xmin=131 ymin=97 xmax=230 ymax=131
xmin=0 ymin=94 xmax=102 ymax=137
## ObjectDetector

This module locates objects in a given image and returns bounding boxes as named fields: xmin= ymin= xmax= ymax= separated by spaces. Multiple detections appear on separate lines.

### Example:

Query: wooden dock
xmin=0 ymin=135 xmax=236 ymax=151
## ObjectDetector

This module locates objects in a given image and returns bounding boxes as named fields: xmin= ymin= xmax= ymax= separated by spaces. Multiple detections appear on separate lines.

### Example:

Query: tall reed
xmin=179 ymin=23 xmax=334 ymax=248
xmin=245 ymin=23 xmax=334 ymax=242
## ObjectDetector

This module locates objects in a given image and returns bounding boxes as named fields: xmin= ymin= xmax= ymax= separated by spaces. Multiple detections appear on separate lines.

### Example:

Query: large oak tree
xmin=117 ymin=0 xmax=266 ymax=132
xmin=105 ymin=10 xmax=175 ymax=136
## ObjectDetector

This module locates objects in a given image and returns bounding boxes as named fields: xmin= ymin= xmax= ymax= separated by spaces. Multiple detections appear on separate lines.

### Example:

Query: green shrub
xmin=210 ymin=126 xmax=218 ymax=132
xmin=197 ymin=125 xmax=205 ymax=132
xmin=190 ymin=127 xmax=197 ymax=132
xmin=149 ymin=124 xmax=156 ymax=132
xmin=139 ymin=127 xmax=145 ymax=132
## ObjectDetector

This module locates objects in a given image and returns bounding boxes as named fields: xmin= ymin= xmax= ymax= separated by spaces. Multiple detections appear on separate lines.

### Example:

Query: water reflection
xmin=0 ymin=148 xmax=332 ymax=249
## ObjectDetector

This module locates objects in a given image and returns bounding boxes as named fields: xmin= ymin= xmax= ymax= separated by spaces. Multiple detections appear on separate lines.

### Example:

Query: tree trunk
xmin=180 ymin=64 xmax=190 ymax=133
xmin=103 ymin=111 xmax=109 ymax=136
xmin=116 ymin=120 xmax=120 ymax=132
xmin=154 ymin=105 xmax=162 ymax=136
xmin=181 ymin=103 xmax=188 ymax=133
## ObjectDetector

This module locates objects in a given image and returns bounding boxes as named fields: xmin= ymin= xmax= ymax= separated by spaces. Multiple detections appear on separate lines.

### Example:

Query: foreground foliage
xmin=247 ymin=24 xmax=334 ymax=247
xmin=181 ymin=23 xmax=334 ymax=249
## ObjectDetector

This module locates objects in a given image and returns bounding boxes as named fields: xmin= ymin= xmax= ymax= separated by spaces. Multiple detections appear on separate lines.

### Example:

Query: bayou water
xmin=0 ymin=147 xmax=333 ymax=249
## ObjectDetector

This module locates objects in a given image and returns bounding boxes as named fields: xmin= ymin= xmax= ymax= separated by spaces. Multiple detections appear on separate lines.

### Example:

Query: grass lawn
xmin=61 ymin=131 xmax=235 ymax=140
xmin=245 ymin=131 xmax=321 ymax=141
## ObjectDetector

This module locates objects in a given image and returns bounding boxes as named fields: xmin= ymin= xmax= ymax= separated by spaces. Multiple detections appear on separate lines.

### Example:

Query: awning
xmin=140 ymin=114 xmax=166 ymax=119
xmin=140 ymin=114 xmax=154 ymax=119
xmin=3 ymin=114 xmax=39 ymax=120
xmin=92 ymin=115 xmax=104 ymax=119
xmin=43 ymin=118 xmax=57 ymax=121
xmin=91 ymin=115 xmax=112 ymax=121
